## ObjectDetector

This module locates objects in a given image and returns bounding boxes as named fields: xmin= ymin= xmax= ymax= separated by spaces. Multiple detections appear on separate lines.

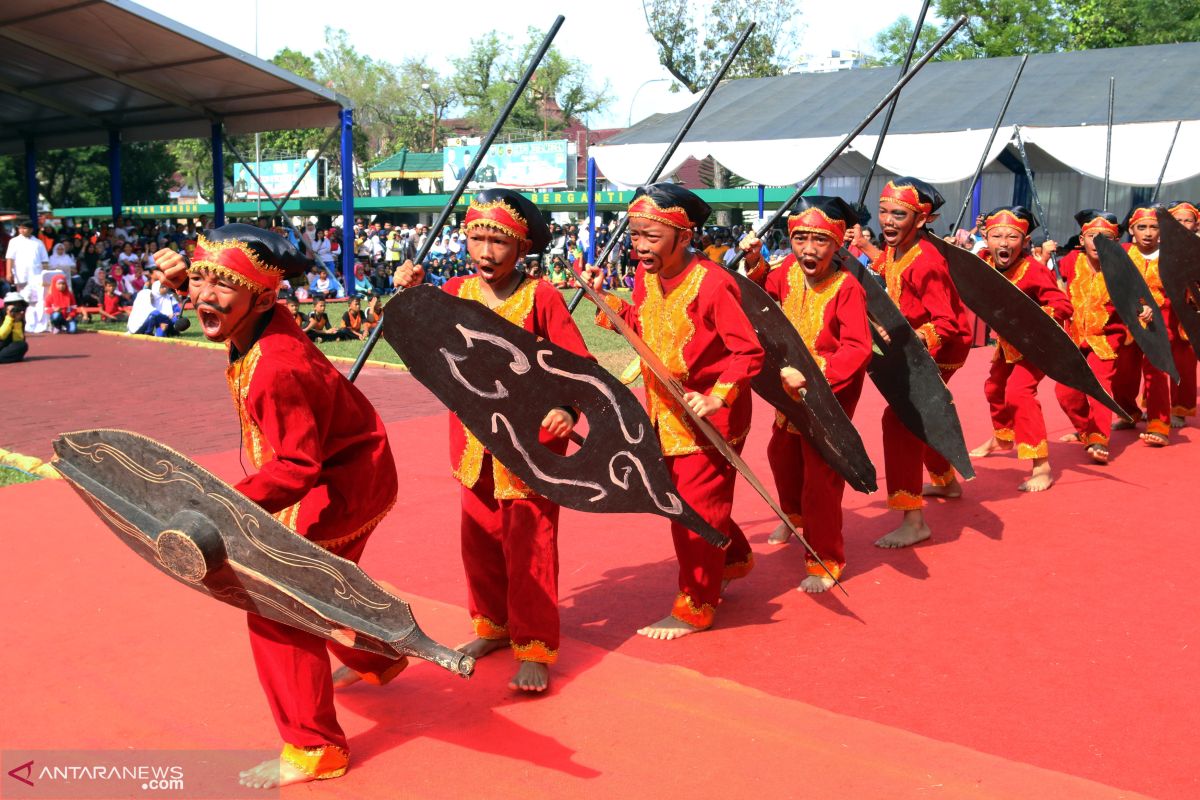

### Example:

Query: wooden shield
xmin=1093 ymin=235 xmax=1178 ymax=380
xmin=51 ymin=429 xmax=474 ymax=677
xmin=927 ymin=235 xmax=1129 ymax=419
xmin=842 ymin=257 xmax=974 ymax=479
xmin=1158 ymin=208 xmax=1200 ymax=361
xmin=730 ymin=269 xmax=877 ymax=494
xmin=380 ymin=285 xmax=730 ymax=549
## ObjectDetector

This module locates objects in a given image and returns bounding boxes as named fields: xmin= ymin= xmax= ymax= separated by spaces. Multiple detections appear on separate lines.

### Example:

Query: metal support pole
xmin=586 ymin=157 xmax=596 ymax=265
xmin=24 ymin=139 xmax=38 ymax=228
xmin=757 ymin=184 xmax=765 ymax=218
xmin=970 ymin=179 xmax=982 ymax=230
xmin=211 ymin=123 xmax=225 ymax=227
xmin=1103 ymin=77 xmax=1115 ymax=209
xmin=340 ymin=108 xmax=355 ymax=294
xmin=108 ymin=129 xmax=122 ymax=224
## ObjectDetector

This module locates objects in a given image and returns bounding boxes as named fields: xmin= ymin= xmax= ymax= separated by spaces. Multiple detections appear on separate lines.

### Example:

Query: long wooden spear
xmin=565 ymin=22 xmax=757 ymax=313
xmin=1103 ymin=76 xmax=1115 ymax=208
xmin=347 ymin=15 xmax=566 ymax=381
xmin=1150 ymin=120 xmax=1182 ymax=204
xmin=855 ymin=0 xmax=931 ymax=208
xmin=951 ymin=54 xmax=1028 ymax=233
xmin=1012 ymin=125 xmax=1059 ymax=279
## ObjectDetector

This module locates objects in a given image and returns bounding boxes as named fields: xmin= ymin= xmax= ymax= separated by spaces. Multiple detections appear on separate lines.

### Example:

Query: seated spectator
xmin=352 ymin=263 xmax=373 ymax=296
xmin=127 ymin=273 xmax=184 ymax=337
xmin=97 ymin=282 xmax=126 ymax=323
xmin=110 ymin=264 xmax=134 ymax=302
xmin=80 ymin=267 xmax=108 ymax=311
xmin=1 ymin=292 xmax=29 ymax=363
xmin=286 ymin=298 xmax=306 ymax=328
xmin=44 ymin=276 xmax=80 ymax=334
xmin=302 ymin=298 xmax=338 ymax=342
xmin=364 ymin=294 xmax=383 ymax=333
xmin=117 ymin=242 xmax=139 ymax=269
xmin=339 ymin=296 xmax=368 ymax=341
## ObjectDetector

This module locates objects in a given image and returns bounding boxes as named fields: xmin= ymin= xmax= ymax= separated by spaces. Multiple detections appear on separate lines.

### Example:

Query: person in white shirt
xmin=127 ymin=276 xmax=185 ymax=337
xmin=4 ymin=220 xmax=50 ymax=333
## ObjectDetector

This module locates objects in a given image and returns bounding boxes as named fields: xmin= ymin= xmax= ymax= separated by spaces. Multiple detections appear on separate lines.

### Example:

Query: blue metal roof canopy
xmin=0 ymin=0 xmax=357 ymax=288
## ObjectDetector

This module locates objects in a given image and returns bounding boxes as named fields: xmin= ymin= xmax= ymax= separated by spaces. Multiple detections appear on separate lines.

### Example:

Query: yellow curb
xmin=90 ymin=329 xmax=409 ymax=371
xmin=0 ymin=447 xmax=60 ymax=480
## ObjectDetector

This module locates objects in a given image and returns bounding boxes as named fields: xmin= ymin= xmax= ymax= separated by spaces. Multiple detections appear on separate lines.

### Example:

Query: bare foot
xmin=970 ymin=436 xmax=1014 ymax=457
xmin=1018 ymin=460 xmax=1054 ymax=492
xmin=238 ymin=757 xmax=312 ymax=789
xmin=798 ymin=575 xmax=835 ymax=593
xmin=1170 ymin=415 xmax=1186 ymax=428
xmin=1140 ymin=431 xmax=1169 ymax=447
xmin=457 ymin=637 xmax=510 ymax=660
xmin=922 ymin=477 xmax=962 ymax=498
xmin=331 ymin=666 xmax=361 ymax=689
xmin=766 ymin=522 xmax=790 ymax=545
xmin=875 ymin=519 xmax=931 ymax=549
xmin=509 ymin=661 xmax=550 ymax=693
xmin=1058 ymin=432 xmax=1083 ymax=443
xmin=636 ymin=615 xmax=704 ymax=640
xmin=1087 ymin=444 xmax=1109 ymax=464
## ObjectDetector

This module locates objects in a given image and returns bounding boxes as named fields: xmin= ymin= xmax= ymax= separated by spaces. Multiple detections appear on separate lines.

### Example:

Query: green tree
xmin=867 ymin=14 xmax=973 ymax=66
xmin=29 ymin=141 xmax=176 ymax=209
xmin=1067 ymin=0 xmax=1200 ymax=49
xmin=937 ymin=0 xmax=1070 ymax=58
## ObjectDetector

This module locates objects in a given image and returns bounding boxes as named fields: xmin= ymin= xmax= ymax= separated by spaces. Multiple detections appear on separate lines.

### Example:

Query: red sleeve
xmin=705 ymin=274 xmax=764 ymax=397
xmin=822 ymin=278 xmax=872 ymax=392
xmin=762 ymin=260 xmax=788 ymax=303
xmin=534 ymin=282 xmax=595 ymax=361
xmin=594 ymin=290 xmax=640 ymax=332
xmin=910 ymin=250 xmax=968 ymax=350
xmin=1027 ymin=259 xmax=1073 ymax=322
xmin=233 ymin=365 xmax=325 ymax=514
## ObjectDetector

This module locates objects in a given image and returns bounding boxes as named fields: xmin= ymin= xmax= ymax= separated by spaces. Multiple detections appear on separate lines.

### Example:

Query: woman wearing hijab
xmin=44 ymin=275 xmax=79 ymax=333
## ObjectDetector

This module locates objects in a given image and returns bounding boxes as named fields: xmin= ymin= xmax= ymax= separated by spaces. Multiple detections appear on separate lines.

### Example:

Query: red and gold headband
xmin=1168 ymin=201 xmax=1199 ymax=220
xmin=880 ymin=181 xmax=933 ymax=215
xmin=627 ymin=194 xmax=693 ymax=231
xmin=984 ymin=209 xmax=1030 ymax=236
xmin=1080 ymin=215 xmax=1119 ymax=237
xmin=463 ymin=197 xmax=529 ymax=241
xmin=788 ymin=207 xmax=846 ymax=241
xmin=191 ymin=235 xmax=283 ymax=291
xmin=1128 ymin=207 xmax=1157 ymax=227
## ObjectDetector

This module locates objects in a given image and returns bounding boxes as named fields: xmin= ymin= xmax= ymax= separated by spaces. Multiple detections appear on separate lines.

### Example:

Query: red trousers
xmin=1171 ymin=335 xmax=1197 ymax=417
xmin=247 ymin=530 xmax=405 ymax=751
xmin=460 ymin=455 xmax=560 ymax=663
xmin=1113 ymin=346 xmax=1171 ymax=437
xmin=766 ymin=380 xmax=862 ymax=574
xmin=983 ymin=357 xmax=1049 ymax=459
xmin=882 ymin=363 xmax=962 ymax=510
xmin=1055 ymin=347 xmax=1127 ymax=447
xmin=665 ymin=446 xmax=753 ymax=629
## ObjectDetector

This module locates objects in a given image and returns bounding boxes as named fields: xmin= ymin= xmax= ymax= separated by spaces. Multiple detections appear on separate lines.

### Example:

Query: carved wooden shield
xmin=1158 ymin=208 xmax=1200 ymax=361
xmin=843 ymin=258 xmax=975 ymax=479
xmin=927 ymin=235 xmax=1129 ymax=419
xmin=52 ymin=429 xmax=473 ymax=677
xmin=1093 ymin=235 xmax=1178 ymax=380
xmin=730 ymin=269 xmax=877 ymax=494
xmin=380 ymin=285 xmax=730 ymax=549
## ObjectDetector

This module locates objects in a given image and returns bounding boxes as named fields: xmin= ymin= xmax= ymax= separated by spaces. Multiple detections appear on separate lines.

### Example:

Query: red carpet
xmin=2 ymin=333 xmax=1196 ymax=798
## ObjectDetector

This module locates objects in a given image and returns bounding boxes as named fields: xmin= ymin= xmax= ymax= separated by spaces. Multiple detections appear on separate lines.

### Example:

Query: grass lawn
xmin=81 ymin=288 xmax=637 ymax=377
xmin=0 ymin=465 xmax=41 ymax=488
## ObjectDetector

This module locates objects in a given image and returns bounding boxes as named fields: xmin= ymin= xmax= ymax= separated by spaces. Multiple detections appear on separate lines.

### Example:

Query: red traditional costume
xmin=1114 ymin=206 xmax=1172 ymax=440
xmin=1054 ymin=211 xmax=1135 ymax=450
xmin=870 ymin=179 xmax=972 ymax=510
xmin=197 ymin=228 xmax=401 ymax=780
xmin=444 ymin=190 xmax=592 ymax=665
xmin=1165 ymin=201 xmax=1198 ymax=421
xmin=977 ymin=208 xmax=1073 ymax=459
xmin=749 ymin=199 xmax=871 ymax=580
xmin=595 ymin=185 xmax=764 ymax=629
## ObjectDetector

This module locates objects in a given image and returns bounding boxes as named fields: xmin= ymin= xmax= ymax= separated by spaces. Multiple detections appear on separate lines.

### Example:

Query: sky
xmin=136 ymin=0 xmax=915 ymax=129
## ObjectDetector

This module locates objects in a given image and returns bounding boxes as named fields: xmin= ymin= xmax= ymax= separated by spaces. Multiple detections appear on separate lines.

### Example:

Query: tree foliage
xmin=0 ymin=141 xmax=177 ymax=211
xmin=642 ymin=0 xmax=800 ymax=93
xmin=1067 ymin=0 xmax=1200 ymax=49
xmin=452 ymin=27 xmax=609 ymax=136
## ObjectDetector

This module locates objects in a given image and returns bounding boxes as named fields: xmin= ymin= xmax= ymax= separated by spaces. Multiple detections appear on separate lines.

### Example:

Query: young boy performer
xmin=583 ymin=183 xmax=764 ymax=638
xmin=1113 ymin=205 xmax=1172 ymax=446
xmin=391 ymin=189 xmax=591 ymax=693
xmin=1054 ymin=209 xmax=1135 ymax=464
xmin=969 ymin=207 xmax=1073 ymax=491
xmin=1164 ymin=200 xmax=1198 ymax=427
xmin=741 ymin=197 xmax=872 ymax=591
xmin=153 ymin=224 xmax=403 ymax=789
xmin=853 ymin=178 xmax=972 ymax=547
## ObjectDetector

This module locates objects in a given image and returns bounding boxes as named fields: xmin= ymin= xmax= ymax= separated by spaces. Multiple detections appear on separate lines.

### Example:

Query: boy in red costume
xmin=742 ymin=196 xmax=872 ymax=591
xmin=1113 ymin=205 xmax=1172 ymax=446
xmin=392 ymin=189 xmax=591 ymax=693
xmin=1054 ymin=209 xmax=1136 ymax=465
xmin=155 ymin=224 xmax=402 ymax=789
xmin=1164 ymin=200 xmax=1198 ymax=427
xmin=851 ymin=177 xmax=971 ymax=548
xmin=969 ymin=207 xmax=1073 ymax=491
xmin=584 ymin=183 xmax=764 ymax=638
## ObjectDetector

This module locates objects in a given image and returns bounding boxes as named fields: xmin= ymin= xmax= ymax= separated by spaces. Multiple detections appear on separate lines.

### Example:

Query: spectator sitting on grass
xmin=352 ymin=263 xmax=373 ymax=296
xmin=98 ymin=281 xmax=126 ymax=323
xmin=364 ymin=295 xmax=383 ymax=333
xmin=286 ymin=298 xmax=306 ymax=328
xmin=127 ymin=271 xmax=185 ymax=337
xmin=339 ymin=296 xmax=368 ymax=341
xmin=44 ymin=276 xmax=80 ymax=334
xmin=302 ymin=298 xmax=338 ymax=343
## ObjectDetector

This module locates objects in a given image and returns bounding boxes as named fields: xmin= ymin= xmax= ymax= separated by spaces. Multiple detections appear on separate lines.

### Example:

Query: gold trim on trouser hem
xmin=511 ymin=639 xmax=558 ymax=664
xmin=887 ymin=490 xmax=923 ymax=511
xmin=928 ymin=468 xmax=955 ymax=487
xmin=1016 ymin=440 xmax=1048 ymax=460
xmin=280 ymin=743 xmax=349 ymax=780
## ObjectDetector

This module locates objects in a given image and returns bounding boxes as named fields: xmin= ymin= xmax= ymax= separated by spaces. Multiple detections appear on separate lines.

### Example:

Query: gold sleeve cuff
xmin=594 ymin=292 xmax=626 ymax=331
xmin=917 ymin=322 xmax=941 ymax=350
xmin=711 ymin=381 xmax=740 ymax=406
